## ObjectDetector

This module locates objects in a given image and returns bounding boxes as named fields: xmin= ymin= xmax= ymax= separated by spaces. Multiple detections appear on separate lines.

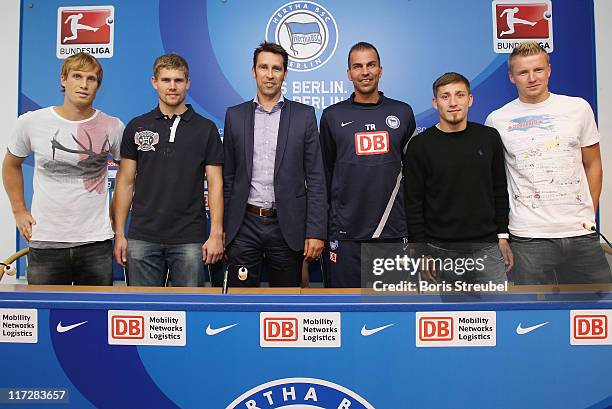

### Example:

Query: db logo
xmin=263 ymin=318 xmax=298 ymax=341
xmin=419 ymin=317 xmax=453 ymax=341
xmin=574 ymin=315 xmax=608 ymax=339
xmin=354 ymin=131 xmax=389 ymax=155
xmin=111 ymin=316 xmax=144 ymax=339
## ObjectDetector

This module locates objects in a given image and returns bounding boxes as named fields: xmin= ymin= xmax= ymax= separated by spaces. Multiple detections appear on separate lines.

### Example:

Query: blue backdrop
xmin=16 ymin=0 xmax=598 ymax=277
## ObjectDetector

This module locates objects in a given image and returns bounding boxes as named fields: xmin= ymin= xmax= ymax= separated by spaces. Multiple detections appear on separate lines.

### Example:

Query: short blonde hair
xmin=508 ymin=42 xmax=550 ymax=71
xmin=153 ymin=53 xmax=189 ymax=79
xmin=60 ymin=52 xmax=103 ymax=90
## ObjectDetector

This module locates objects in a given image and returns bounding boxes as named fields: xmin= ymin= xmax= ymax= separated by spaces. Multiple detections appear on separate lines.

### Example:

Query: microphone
xmin=588 ymin=225 xmax=612 ymax=249
xmin=238 ymin=266 xmax=248 ymax=281
xmin=222 ymin=264 xmax=249 ymax=294
xmin=222 ymin=265 xmax=229 ymax=294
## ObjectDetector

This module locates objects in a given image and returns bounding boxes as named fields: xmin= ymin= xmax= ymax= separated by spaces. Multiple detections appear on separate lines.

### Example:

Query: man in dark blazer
xmin=223 ymin=42 xmax=327 ymax=287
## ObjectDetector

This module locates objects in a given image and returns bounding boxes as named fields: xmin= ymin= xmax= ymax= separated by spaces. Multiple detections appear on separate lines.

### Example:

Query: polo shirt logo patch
xmin=135 ymin=130 xmax=159 ymax=152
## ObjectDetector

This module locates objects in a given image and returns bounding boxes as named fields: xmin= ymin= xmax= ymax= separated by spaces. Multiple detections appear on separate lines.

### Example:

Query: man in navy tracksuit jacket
xmin=319 ymin=42 xmax=416 ymax=287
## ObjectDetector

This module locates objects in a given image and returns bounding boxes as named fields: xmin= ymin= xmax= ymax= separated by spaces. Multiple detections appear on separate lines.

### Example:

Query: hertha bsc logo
xmin=386 ymin=115 xmax=400 ymax=129
xmin=266 ymin=1 xmax=338 ymax=72
xmin=226 ymin=377 xmax=375 ymax=408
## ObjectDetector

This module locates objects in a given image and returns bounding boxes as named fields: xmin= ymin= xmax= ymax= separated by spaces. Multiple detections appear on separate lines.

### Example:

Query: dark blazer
xmin=223 ymin=99 xmax=327 ymax=252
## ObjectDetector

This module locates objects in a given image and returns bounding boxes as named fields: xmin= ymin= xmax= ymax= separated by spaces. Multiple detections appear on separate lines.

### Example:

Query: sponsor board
xmin=416 ymin=311 xmax=496 ymax=347
xmin=57 ymin=6 xmax=115 ymax=59
xmin=492 ymin=0 xmax=553 ymax=53
xmin=107 ymin=159 xmax=118 ymax=190
xmin=108 ymin=310 xmax=186 ymax=346
xmin=226 ymin=377 xmax=374 ymax=409
xmin=570 ymin=310 xmax=611 ymax=346
xmin=107 ymin=159 xmax=118 ymax=174
xmin=260 ymin=312 xmax=340 ymax=348
xmin=0 ymin=309 xmax=37 ymax=343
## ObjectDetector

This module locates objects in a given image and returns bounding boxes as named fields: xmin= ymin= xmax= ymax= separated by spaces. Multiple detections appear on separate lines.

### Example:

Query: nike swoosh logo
xmin=361 ymin=323 xmax=394 ymax=337
xmin=56 ymin=321 xmax=88 ymax=333
xmin=516 ymin=321 xmax=549 ymax=335
xmin=206 ymin=323 xmax=238 ymax=336
xmin=341 ymin=121 xmax=354 ymax=127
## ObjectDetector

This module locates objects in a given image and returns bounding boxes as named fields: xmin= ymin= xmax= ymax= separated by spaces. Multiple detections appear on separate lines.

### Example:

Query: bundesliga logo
xmin=56 ymin=6 xmax=115 ymax=58
xmin=491 ymin=1 xmax=553 ymax=53
xmin=265 ymin=1 xmax=338 ymax=72
xmin=226 ymin=378 xmax=374 ymax=408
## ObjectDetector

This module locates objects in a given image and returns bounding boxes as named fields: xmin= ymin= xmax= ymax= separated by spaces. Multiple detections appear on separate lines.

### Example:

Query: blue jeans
xmin=426 ymin=243 xmax=508 ymax=284
xmin=510 ymin=233 xmax=612 ymax=284
xmin=27 ymin=240 xmax=113 ymax=285
xmin=126 ymin=239 xmax=205 ymax=287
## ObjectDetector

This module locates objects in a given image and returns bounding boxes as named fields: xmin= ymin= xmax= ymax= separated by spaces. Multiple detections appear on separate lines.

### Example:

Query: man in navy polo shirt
xmin=113 ymin=53 xmax=224 ymax=286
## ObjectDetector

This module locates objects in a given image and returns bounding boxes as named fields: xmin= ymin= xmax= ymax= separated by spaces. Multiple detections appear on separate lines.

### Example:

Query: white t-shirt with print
xmin=485 ymin=93 xmax=599 ymax=238
xmin=8 ymin=107 xmax=123 ymax=242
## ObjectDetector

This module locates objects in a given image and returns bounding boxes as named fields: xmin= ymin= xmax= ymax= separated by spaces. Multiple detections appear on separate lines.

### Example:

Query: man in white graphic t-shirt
xmin=2 ymin=52 xmax=124 ymax=285
xmin=486 ymin=42 xmax=611 ymax=284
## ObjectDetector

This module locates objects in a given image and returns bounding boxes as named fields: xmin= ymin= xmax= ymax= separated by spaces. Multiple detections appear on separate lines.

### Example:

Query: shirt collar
xmin=154 ymin=104 xmax=194 ymax=121
xmin=350 ymin=91 xmax=385 ymax=107
xmin=253 ymin=94 xmax=285 ymax=113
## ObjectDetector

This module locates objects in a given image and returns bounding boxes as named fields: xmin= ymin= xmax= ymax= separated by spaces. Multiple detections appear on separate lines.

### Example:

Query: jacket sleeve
xmin=222 ymin=108 xmax=235 ymax=206
xmin=318 ymin=109 xmax=336 ymax=205
xmin=304 ymin=106 xmax=328 ymax=240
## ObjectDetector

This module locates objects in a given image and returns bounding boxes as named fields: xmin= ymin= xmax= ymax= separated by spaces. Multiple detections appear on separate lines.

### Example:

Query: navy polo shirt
xmin=120 ymin=105 xmax=223 ymax=244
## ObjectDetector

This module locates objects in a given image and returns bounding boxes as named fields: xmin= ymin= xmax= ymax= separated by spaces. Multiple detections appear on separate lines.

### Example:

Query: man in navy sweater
xmin=403 ymin=72 xmax=512 ymax=284
xmin=319 ymin=42 xmax=416 ymax=287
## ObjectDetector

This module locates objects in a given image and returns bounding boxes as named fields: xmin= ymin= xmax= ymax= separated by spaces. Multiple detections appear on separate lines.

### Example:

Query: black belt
xmin=246 ymin=204 xmax=277 ymax=217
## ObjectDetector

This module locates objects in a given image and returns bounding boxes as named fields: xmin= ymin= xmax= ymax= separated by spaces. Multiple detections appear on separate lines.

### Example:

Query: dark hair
xmin=153 ymin=52 xmax=190 ymax=79
xmin=347 ymin=42 xmax=380 ymax=68
xmin=432 ymin=72 xmax=471 ymax=96
xmin=253 ymin=42 xmax=288 ymax=72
